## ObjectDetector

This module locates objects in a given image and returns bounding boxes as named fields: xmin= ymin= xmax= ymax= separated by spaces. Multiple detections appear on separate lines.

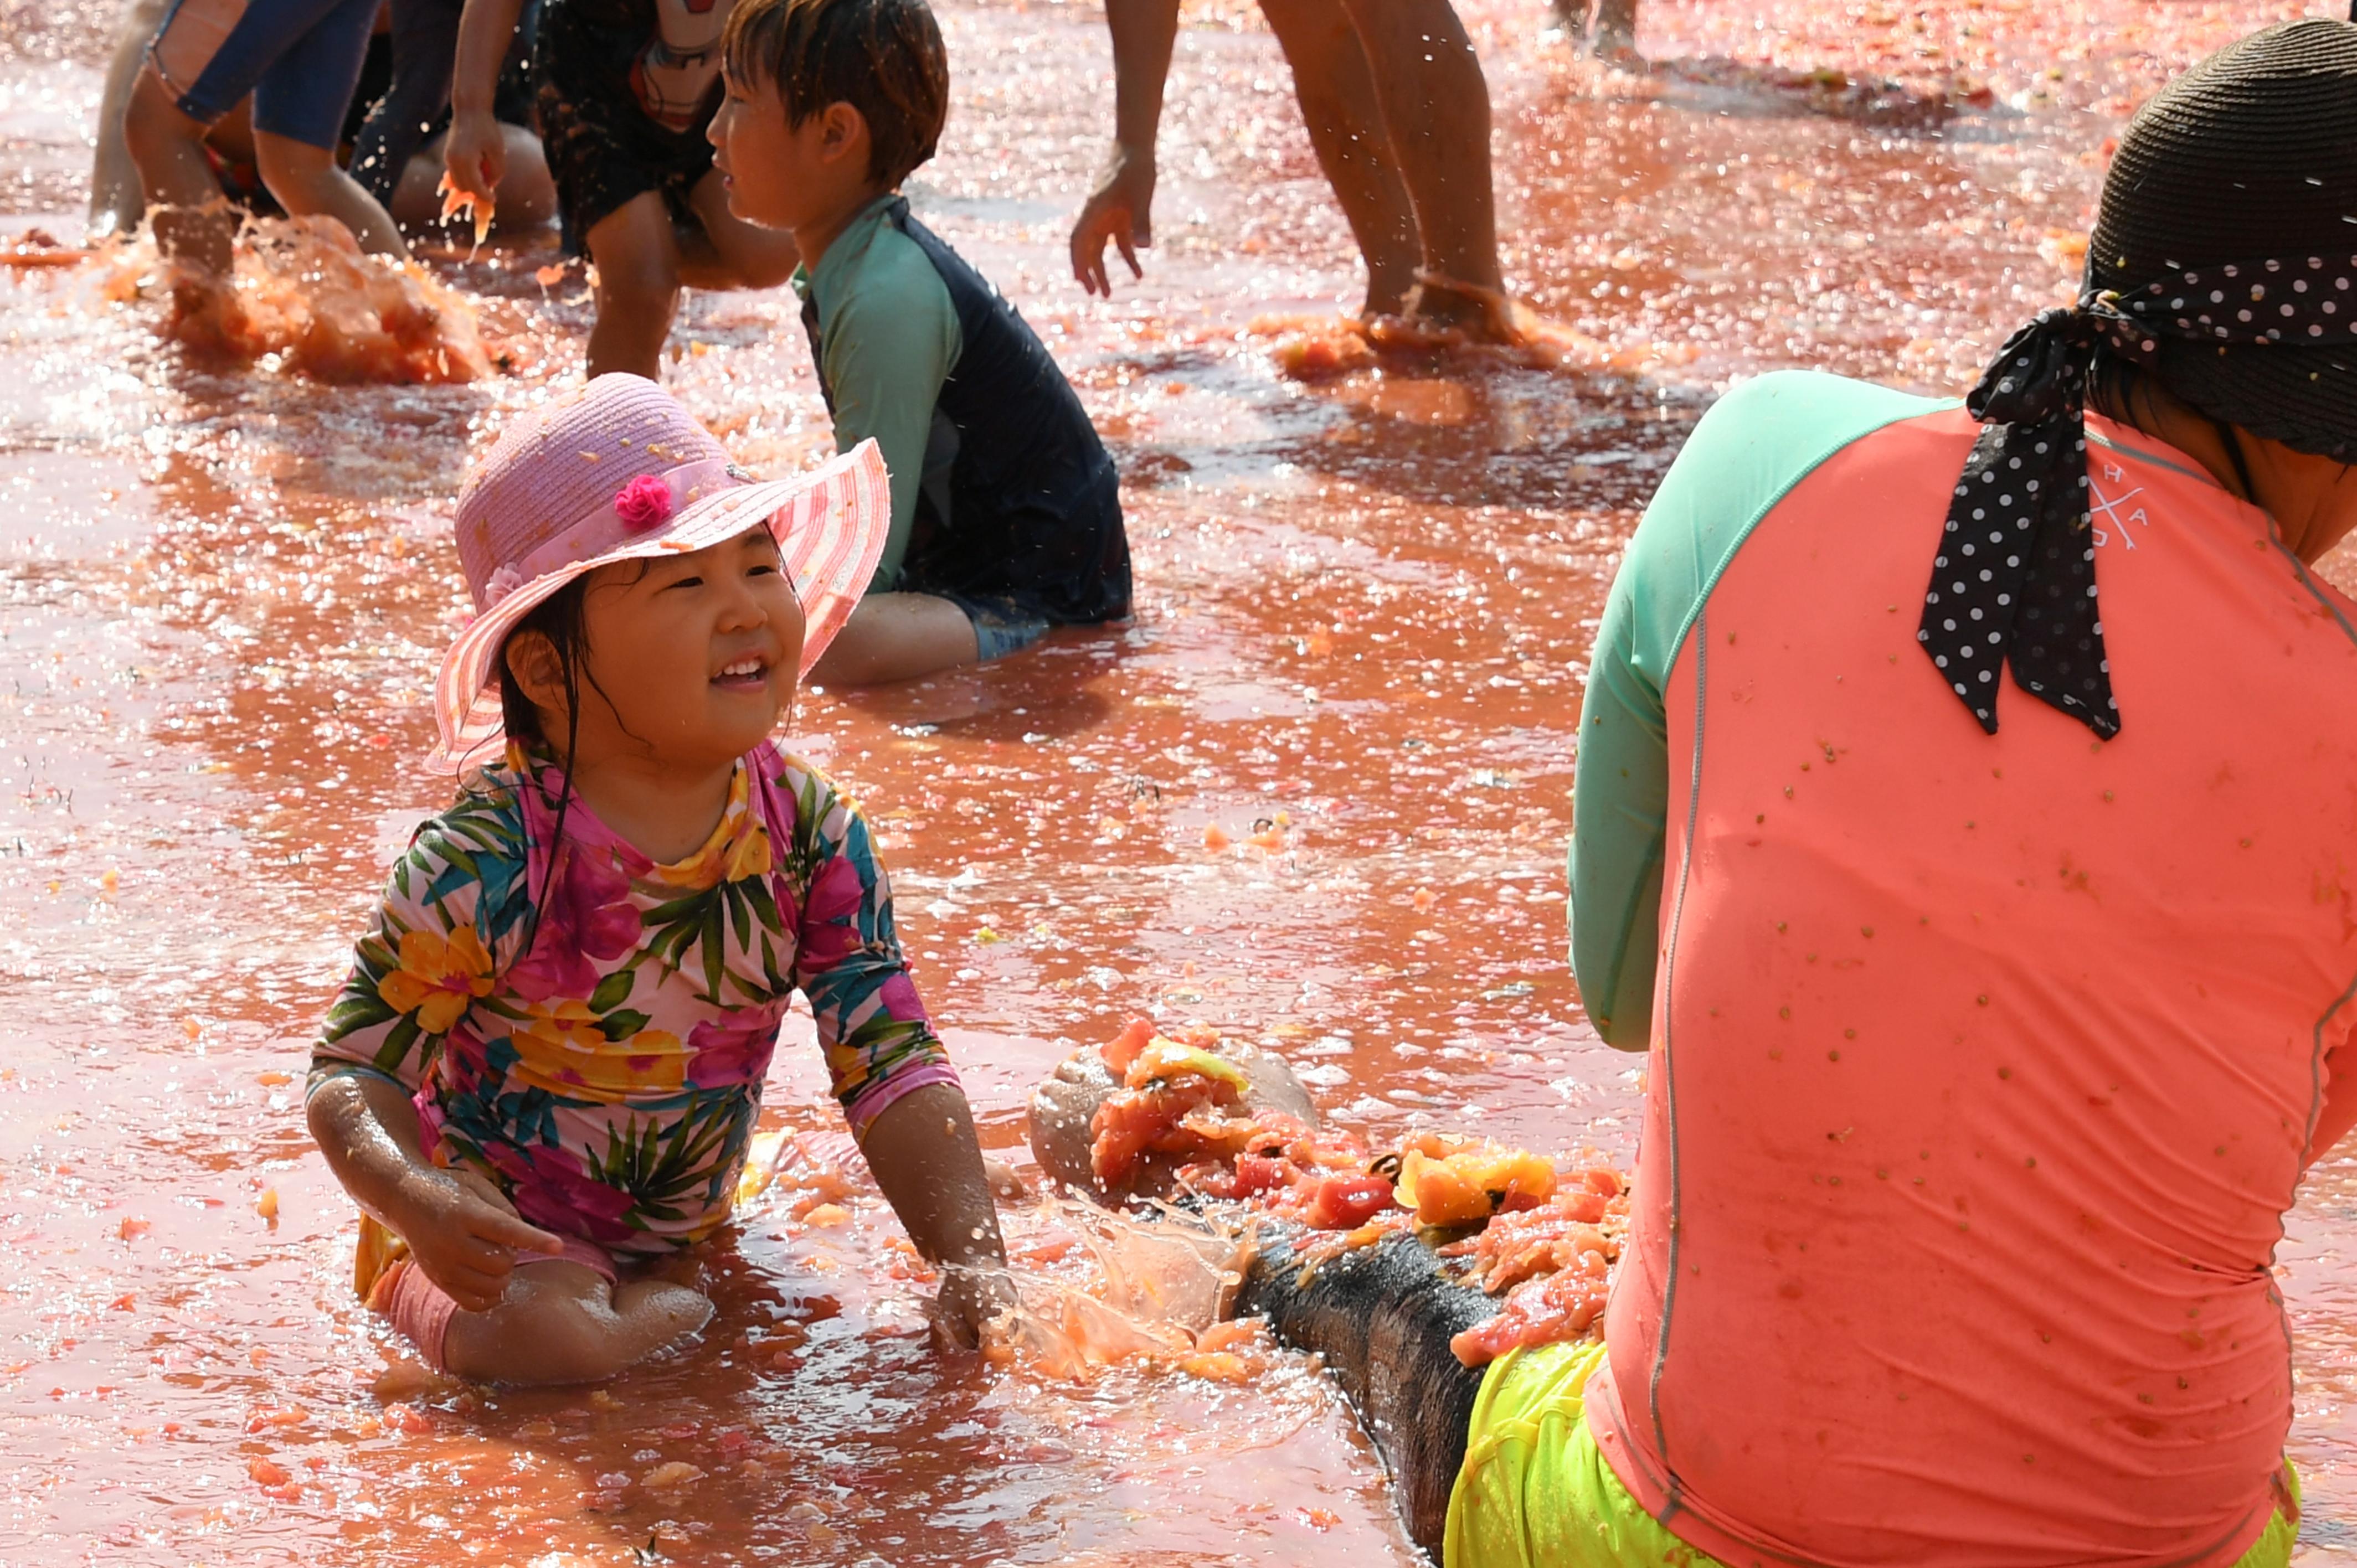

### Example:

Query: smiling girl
xmin=306 ymin=374 xmax=1010 ymax=1383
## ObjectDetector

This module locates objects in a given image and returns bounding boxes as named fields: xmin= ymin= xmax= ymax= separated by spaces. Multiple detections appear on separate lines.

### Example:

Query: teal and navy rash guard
xmin=794 ymin=195 xmax=1130 ymax=624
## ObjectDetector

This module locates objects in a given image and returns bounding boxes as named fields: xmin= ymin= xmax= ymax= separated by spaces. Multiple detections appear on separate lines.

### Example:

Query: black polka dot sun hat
xmin=1920 ymin=18 xmax=2357 ymax=740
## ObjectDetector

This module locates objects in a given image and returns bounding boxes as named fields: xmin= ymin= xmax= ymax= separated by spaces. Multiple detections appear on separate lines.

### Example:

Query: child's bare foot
xmin=441 ymin=1261 xmax=714 ymax=1385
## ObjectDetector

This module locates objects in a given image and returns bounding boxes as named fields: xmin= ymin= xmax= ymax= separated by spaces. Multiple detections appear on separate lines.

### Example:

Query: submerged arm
xmin=797 ymin=775 xmax=1008 ymax=1340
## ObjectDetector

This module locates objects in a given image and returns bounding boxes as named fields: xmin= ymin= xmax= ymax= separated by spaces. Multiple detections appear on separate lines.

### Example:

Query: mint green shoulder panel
xmin=1568 ymin=372 xmax=1949 ymax=1047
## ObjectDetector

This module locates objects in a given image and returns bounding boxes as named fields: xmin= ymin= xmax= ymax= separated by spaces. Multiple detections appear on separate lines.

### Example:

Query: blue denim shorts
xmin=147 ymin=0 xmax=381 ymax=149
xmin=941 ymin=593 xmax=1052 ymax=664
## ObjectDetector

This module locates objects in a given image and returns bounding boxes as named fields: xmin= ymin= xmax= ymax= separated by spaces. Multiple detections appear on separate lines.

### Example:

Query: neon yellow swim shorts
xmin=1442 ymin=1339 xmax=2299 ymax=1568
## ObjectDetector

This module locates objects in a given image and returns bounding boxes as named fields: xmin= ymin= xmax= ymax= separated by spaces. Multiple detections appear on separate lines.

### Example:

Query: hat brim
xmin=430 ymin=438 xmax=891 ymax=768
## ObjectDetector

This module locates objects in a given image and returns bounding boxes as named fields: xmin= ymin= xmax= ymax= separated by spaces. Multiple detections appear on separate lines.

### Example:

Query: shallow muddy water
xmin=5 ymin=1 xmax=2357 ymax=1563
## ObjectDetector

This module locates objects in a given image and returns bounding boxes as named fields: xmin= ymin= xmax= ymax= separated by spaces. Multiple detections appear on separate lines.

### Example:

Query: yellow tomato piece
xmin=1393 ymin=1144 xmax=1558 ymax=1226
xmin=1123 ymin=1038 xmax=1249 ymax=1093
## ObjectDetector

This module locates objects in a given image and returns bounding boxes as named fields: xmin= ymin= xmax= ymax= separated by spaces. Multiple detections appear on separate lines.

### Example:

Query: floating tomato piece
xmin=1125 ymin=1039 xmax=1248 ymax=1094
xmin=1229 ymin=1153 xmax=1290 ymax=1198
xmin=1304 ymin=1173 xmax=1396 ymax=1231
xmin=1100 ymin=1018 xmax=1155 ymax=1075
xmin=1394 ymin=1144 xmax=1557 ymax=1227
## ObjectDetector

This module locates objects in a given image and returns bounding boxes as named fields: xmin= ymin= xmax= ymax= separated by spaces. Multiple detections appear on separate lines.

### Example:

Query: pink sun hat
xmin=432 ymin=374 xmax=889 ymax=766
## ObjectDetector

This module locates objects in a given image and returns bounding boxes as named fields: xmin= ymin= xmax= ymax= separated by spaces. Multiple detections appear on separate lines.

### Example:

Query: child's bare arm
xmin=1072 ymin=0 xmax=1181 ymax=294
xmin=856 ymin=1080 xmax=1012 ymax=1346
xmin=444 ymin=0 xmax=528 ymax=199
xmin=306 ymin=1072 xmax=563 ymax=1311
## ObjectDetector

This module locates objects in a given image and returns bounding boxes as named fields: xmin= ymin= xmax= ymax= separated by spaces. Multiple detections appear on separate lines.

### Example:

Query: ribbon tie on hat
xmin=1922 ymin=251 xmax=2357 ymax=739
xmin=471 ymin=457 xmax=745 ymax=611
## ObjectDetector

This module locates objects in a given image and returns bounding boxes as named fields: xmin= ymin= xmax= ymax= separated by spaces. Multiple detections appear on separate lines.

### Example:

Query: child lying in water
xmin=306 ymin=375 xmax=1011 ymax=1384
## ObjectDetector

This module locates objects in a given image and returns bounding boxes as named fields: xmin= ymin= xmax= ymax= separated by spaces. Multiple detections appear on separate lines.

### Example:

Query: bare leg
xmin=1591 ymin=0 xmax=1638 ymax=60
xmin=123 ymin=65 xmax=239 ymax=272
xmin=253 ymin=130 xmax=410 ymax=259
xmin=441 ymin=1260 xmax=714 ymax=1385
xmin=583 ymin=191 xmax=684 ymax=380
xmin=1332 ymin=0 xmax=1506 ymax=321
xmin=1259 ymin=0 xmax=1421 ymax=317
xmin=809 ymin=593 xmax=981 ymax=688
xmin=91 ymin=0 xmax=173 ymax=238
xmin=677 ymin=168 xmax=800 ymax=291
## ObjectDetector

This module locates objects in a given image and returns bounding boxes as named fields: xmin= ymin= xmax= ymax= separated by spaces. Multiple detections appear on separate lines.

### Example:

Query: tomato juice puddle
xmin=3 ymin=1 xmax=2356 ymax=1563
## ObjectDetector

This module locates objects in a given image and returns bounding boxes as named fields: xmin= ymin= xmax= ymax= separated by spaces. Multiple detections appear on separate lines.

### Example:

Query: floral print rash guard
xmin=309 ymin=742 xmax=956 ymax=1256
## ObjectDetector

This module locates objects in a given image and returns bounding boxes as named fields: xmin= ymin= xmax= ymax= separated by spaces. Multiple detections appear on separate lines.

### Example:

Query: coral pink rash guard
xmin=1567 ymin=372 xmax=2357 ymax=1567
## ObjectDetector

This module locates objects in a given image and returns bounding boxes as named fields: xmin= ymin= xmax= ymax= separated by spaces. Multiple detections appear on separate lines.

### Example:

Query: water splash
xmin=989 ymin=1200 xmax=1248 ymax=1381
xmin=100 ymin=214 xmax=492 ymax=384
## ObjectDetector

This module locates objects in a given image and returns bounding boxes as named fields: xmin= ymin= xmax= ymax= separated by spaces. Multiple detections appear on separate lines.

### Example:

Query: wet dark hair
xmin=491 ymin=572 xmax=636 ymax=951
xmin=722 ymin=0 xmax=950 ymax=189
xmin=2087 ymin=349 xmax=2258 ymax=499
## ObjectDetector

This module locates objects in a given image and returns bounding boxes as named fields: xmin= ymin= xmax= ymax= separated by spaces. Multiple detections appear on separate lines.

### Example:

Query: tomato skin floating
xmin=1303 ymin=1173 xmax=1395 ymax=1231
xmin=1101 ymin=1017 xmax=1155 ymax=1076
xmin=1125 ymin=1039 xmax=1250 ymax=1094
xmin=1448 ymin=1262 xmax=1612 ymax=1368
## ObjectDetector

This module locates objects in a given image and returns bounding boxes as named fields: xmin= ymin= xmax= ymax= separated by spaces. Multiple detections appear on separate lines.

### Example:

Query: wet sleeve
xmin=308 ymin=793 xmax=527 ymax=1100
xmin=1571 ymin=555 xmax=1672 ymax=1050
xmin=818 ymin=237 xmax=963 ymax=593
xmin=784 ymin=767 xmax=959 ymax=1137
xmin=1569 ymin=371 xmax=1945 ymax=1049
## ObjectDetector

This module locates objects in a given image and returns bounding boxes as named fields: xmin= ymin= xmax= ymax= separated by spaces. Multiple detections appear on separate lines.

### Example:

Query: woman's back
xmin=1573 ymin=370 xmax=2357 ymax=1566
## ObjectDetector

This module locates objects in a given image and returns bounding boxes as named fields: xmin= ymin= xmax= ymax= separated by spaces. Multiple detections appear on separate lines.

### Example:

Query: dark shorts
xmin=148 ymin=0 xmax=380 ymax=149
xmin=534 ymin=0 xmax=717 ymax=255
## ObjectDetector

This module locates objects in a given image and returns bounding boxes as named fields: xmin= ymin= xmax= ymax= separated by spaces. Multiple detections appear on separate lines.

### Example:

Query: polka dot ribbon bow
xmin=1923 ymin=254 xmax=2356 ymax=739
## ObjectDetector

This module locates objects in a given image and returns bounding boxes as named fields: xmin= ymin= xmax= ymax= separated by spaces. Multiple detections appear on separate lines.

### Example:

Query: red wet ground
xmin=5 ymin=1 xmax=2357 ymax=1564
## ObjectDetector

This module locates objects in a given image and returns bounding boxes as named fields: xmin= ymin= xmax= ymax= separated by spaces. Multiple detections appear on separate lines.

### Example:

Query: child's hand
xmin=441 ymin=111 xmax=507 ymax=205
xmin=1071 ymin=146 xmax=1156 ymax=297
xmin=929 ymin=1263 xmax=1019 ymax=1352
xmin=397 ymin=1165 xmax=565 ymax=1313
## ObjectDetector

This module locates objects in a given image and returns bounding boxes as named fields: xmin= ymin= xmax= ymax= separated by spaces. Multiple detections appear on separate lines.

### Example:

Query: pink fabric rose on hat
xmin=613 ymin=473 xmax=675 ymax=533
xmin=482 ymin=563 xmax=526 ymax=607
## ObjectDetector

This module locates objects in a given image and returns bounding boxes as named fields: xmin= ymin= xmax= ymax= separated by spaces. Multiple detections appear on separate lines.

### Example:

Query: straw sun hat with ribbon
xmin=433 ymin=374 xmax=890 ymax=766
